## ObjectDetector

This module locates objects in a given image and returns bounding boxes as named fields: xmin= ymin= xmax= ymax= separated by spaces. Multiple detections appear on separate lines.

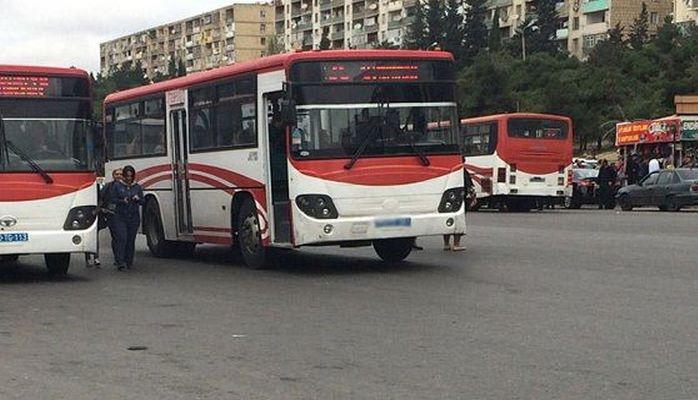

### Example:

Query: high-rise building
xmin=274 ymin=0 xmax=417 ymax=51
xmin=567 ymin=0 xmax=672 ymax=59
xmin=485 ymin=0 xmax=672 ymax=60
xmin=100 ymin=3 xmax=274 ymax=79
xmin=674 ymin=0 xmax=698 ymax=30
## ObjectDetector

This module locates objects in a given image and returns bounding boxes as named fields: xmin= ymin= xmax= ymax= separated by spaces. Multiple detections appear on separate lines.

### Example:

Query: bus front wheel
xmin=236 ymin=199 xmax=268 ymax=269
xmin=45 ymin=253 xmax=70 ymax=276
xmin=373 ymin=238 xmax=413 ymax=263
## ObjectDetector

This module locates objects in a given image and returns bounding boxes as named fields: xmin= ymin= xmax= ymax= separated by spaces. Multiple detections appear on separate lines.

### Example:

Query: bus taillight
xmin=566 ymin=170 xmax=573 ymax=186
xmin=497 ymin=168 xmax=506 ymax=183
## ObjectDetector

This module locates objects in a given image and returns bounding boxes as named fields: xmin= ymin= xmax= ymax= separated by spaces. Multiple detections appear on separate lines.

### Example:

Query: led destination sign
xmin=290 ymin=60 xmax=455 ymax=84
xmin=0 ymin=75 xmax=90 ymax=98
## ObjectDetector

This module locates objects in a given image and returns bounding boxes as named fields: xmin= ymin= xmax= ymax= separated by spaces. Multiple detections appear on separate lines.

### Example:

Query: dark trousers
xmin=111 ymin=215 xmax=140 ymax=266
xmin=598 ymin=183 xmax=613 ymax=209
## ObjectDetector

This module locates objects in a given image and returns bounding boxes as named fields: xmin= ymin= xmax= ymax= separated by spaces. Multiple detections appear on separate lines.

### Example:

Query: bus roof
xmin=0 ymin=65 xmax=89 ymax=78
xmin=105 ymin=50 xmax=454 ymax=105
xmin=461 ymin=113 xmax=572 ymax=124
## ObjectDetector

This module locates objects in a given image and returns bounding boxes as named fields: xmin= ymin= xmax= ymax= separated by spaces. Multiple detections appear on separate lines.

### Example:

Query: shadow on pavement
xmin=0 ymin=262 xmax=90 ymax=285
xmin=183 ymin=244 xmax=438 ymax=276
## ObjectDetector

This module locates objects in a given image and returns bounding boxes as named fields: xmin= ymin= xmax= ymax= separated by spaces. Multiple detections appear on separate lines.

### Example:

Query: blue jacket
xmin=113 ymin=181 xmax=144 ymax=220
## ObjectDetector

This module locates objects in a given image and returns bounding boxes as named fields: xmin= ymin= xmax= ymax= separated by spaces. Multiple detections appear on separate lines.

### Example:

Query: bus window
xmin=462 ymin=122 xmax=496 ymax=156
xmin=508 ymin=118 xmax=568 ymax=139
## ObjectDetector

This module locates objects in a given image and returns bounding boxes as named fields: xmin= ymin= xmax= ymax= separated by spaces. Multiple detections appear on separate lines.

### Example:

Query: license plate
xmin=0 ymin=233 xmax=29 ymax=243
xmin=375 ymin=218 xmax=412 ymax=228
xmin=530 ymin=177 xmax=545 ymax=183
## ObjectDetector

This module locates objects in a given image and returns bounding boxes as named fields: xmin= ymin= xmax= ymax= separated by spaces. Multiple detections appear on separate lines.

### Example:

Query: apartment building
xmin=674 ymin=0 xmax=698 ymax=29
xmin=100 ymin=3 xmax=274 ymax=79
xmin=486 ymin=0 xmax=569 ymax=46
xmin=567 ymin=0 xmax=672 ymax=58
xmin=274 ymin=0 xmax=417 ymax=51
xmin=485 ymin=0 xmax=671 ymax=60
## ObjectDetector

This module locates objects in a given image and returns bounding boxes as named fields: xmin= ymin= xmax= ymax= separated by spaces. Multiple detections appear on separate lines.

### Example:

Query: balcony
xmin=582 ymin=0 xmax=609 ymax=14
xmin=556 ymin=28 xmax=569 ymax=40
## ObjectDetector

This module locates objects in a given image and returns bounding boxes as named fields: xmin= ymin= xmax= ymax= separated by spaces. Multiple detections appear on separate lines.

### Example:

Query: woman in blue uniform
xmin=111 ymin=165 xmax=144 ymax=270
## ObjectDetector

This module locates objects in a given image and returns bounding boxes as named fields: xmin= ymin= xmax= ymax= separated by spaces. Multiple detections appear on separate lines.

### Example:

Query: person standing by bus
xmin=111 ymin=166 xmax=144 ymax=270
xmin=86 ymin=168 xmax=123 ymax=268
xmin=443 ymin=166 xmax=474 ymax=252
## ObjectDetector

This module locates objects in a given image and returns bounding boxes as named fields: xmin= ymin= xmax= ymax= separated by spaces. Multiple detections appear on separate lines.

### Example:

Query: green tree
xmin=489 ymin=8 xmax=502 ymax=52
xmin=266 ymin=35 xmax=285 ymax=55
xmin=404 ymin=0 xmax=430 ymax=49
xmin=443 ymin=0 xmax=466 ymax=59
xmin=319 ymin=28 xmax=331 ymax=50
xmin=425 ymin=0 xmax=446 ymax=47
xmin=524 ymin=0 xmax=560 ymax=55
xmin=628 ymin=2 xmax=649 ymax=50
xmin=462 ymin=0 xmax=488 ymax=60
xmin=177 ymin=59 xmax=187 ymax=77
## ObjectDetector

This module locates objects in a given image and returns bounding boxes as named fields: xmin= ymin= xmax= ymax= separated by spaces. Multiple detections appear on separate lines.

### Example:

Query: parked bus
xmin=0 ymin=66 xmax=97 ymax=275
xmin=460 ymin=113 xmax=573 ymax=211
xmin=104 ymin=50 xmax=466 ymax=268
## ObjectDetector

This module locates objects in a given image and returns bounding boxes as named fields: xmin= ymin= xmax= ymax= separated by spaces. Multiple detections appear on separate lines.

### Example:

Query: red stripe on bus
xmin=188 ymin=164 xmax=263 ymax=188
xmin=194 ymin=226 xmax=232 ymax=233
xmin=290 ymin=155 xmax=462 ymax=186
xmin=0 ymin=173 xmax=95 ymax=202
xmin=193 ymin=235 xmax=232 ymax=245
xmin=137 ymin=164 xmax=173 ymax=181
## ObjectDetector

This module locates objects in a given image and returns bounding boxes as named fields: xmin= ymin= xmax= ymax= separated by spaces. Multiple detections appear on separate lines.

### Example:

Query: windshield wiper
xmin=408 ymin=139 xmax=431 ymax=167
xmin=5 ymin=140 xmax=54 ymax=184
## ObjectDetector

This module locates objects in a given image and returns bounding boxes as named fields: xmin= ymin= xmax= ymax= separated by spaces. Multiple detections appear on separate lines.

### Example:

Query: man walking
xmin=597 ymin=159 xmax=617 ymax=210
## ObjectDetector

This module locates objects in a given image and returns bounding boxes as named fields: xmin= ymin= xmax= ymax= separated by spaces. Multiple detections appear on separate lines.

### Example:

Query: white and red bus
xmin=461 ymin=113 xmax=573 ymax=211
xmin=104 ymin=50 xmax=466 ymax=268
xmin=0 ymin=66 xmax=98 ymax=275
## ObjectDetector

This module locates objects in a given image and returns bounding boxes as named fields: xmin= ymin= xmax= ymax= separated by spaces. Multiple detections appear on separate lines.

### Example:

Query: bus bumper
xmin=292 ymin=209 xmax=466 ymax=247
xmin=0 ymin=224 xmax=98 ymax=256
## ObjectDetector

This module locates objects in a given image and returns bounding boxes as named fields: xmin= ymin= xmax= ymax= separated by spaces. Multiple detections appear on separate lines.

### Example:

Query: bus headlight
xmin=296 ymin=195 xmax=338 ymax=219
xmin=439 ymin=188 xmax=464 ymax=213
xmin=63 ymin=206 xmax=98 ymax=230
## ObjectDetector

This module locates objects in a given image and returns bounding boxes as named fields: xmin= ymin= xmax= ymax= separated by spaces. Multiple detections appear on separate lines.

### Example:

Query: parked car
xmin=564 ymin=168 xmax=600 ymax=209
xmin=616 ymin=169 xmax=698 ymax=211
xmin=573 ymin=158 xmax=599 ymax=170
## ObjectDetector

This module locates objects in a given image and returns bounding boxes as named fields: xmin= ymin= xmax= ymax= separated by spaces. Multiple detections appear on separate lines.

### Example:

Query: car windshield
xmin=573 ymin=169 xmax=599 ymax=180
xmin=291 ymin=103 xmax=459 ymax=159
xmin=676 ymin=169 xmax=698 ymax=180
xmin=0 ymin=118 xmax=94 ymax=172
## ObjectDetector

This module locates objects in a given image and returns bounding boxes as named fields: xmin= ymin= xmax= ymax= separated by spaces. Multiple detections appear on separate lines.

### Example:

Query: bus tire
xmin=373 ymin=238 xmax=413 ymax=263
xmin=236 ymin=199 xmax=268 ymax=269
xmin=45 ymin=253 xmax=70 ymax=276
xmin=144 ymin=199 xmax=172 ymax=258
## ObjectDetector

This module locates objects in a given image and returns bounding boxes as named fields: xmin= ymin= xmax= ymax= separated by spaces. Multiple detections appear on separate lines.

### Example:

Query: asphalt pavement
xmin=1 ymin=207 xmax=696 ymax=400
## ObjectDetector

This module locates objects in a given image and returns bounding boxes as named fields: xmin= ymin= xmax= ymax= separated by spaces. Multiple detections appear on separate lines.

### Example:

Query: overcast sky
xmin=0 ymin=0 xmax=261 ymax=73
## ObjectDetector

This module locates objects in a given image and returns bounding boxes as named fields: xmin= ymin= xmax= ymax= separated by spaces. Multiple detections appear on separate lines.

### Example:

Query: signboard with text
xmin=616 ymin=119 xmax=680 ymax=146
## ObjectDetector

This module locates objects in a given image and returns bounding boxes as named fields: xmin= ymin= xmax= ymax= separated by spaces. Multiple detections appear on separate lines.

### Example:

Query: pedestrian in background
xmin=649 ymin=154 xmax=661 ymax=174
xmin=626 ymin=153 xmax=639 ymax=185
xmin=597 ymin=159 xmax=617 ymax=209
xmin=111 ymin=165 xmax=144 ymax=270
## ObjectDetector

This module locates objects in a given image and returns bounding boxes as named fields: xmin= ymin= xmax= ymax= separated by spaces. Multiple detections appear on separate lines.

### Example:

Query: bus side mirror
xmin=280 ymin=99 xmax=297 ymax=126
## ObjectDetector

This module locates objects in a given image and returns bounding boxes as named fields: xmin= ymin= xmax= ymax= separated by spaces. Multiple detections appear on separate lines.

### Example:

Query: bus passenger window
xmin=462 ymin=122 xmax=496 ymax=156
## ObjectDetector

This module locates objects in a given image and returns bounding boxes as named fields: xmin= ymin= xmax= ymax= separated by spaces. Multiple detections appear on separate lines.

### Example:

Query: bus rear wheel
xmin=236 ymin=199 xmax=268 ymax=269
xmin=373 ymin=238 xmax=413 ymax=263
xmin=45 ymin=253 xmax=70 ymax=276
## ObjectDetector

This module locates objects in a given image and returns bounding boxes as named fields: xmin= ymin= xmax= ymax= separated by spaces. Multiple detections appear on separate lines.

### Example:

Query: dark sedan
xmin=616 ymin=169 xmax=698 ymax=211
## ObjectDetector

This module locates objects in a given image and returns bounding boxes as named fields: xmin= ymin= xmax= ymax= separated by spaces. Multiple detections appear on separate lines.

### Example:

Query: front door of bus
xmin=170 ymin=109 xmax=193 ymax=236
xmin=265 ymin=92 xmax=291 ymax=244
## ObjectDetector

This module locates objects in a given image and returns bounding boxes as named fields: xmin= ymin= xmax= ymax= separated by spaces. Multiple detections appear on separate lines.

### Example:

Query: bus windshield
xmin=508 ymin=118 xmax=568 ymax=140
xmin=0 ymin=118 xmax=94 ymax=172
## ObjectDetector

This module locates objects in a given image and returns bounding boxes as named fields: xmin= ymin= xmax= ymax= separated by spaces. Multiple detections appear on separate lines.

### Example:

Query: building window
xmin=261 ymin=37 xmax=267 ymax=46
xmin=261 ymin=23 xmax=267 ymax=33
xmin=650 ymin=12 xmax=659 ymax=25
xmin=573 ymin=16 xmax=579 ymax=30
xmin=260 ymin=10 xmax=266 ymax=19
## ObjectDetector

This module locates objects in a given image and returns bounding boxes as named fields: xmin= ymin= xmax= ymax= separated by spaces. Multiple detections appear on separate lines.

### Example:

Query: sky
xmin=0 ymin=0 xmax=261 ymax=73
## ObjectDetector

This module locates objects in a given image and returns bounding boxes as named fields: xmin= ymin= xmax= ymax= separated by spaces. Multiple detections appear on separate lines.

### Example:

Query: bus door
xmin=167 ymin=91 xmax=193 ymax=237
xmin=264 ymin=91 xmax=291 ymax=244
